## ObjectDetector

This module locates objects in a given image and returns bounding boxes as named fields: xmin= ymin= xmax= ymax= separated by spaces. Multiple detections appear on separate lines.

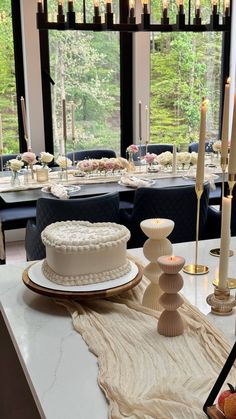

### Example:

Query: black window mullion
xmin=11 ymin=0 xmax=26 ymax=153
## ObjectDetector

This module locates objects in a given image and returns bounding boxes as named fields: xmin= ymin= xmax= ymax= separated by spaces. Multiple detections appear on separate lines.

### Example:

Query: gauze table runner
xmin=58 ymin=271 xmax=235 ymax=419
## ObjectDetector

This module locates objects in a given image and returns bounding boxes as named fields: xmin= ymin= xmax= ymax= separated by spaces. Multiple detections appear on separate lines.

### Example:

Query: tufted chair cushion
xmin=121 ymin=184 xmax=210 ymax=248
xmin=25 ymin=192 xmax=120 ymax=261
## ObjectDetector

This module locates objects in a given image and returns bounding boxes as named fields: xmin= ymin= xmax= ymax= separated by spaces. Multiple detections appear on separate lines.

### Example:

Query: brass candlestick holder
xmin=206 ymin=285 xmax=236 ymax=315
xmin=210 ymin=157 xmax=234 ymax=257
xmin=0 ymin=149 xmax=3 ymax=173
xmin=183 ymin=183 xmax=209 ymax=275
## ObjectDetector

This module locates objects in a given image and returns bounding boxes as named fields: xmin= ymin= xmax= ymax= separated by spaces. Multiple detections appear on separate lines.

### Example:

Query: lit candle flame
xmin=195 ymin=0 xmax=200 ymax=8
xmin=155 ymin=218 xmax=160 ymax=223
xmin=227 ymin=77 xmax=230 ymax=84
xmin=129 ymin=0 xmax=135 ymax=8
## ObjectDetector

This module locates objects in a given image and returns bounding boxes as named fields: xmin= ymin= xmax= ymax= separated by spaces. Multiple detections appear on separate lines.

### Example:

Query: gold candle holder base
xmin=209 ymin=248 xmax=234 ymax=257
xmin=206 ymin=286 xmax=236 ymax=315
xmin=212 ymin=278 xmax=236 ymax=289
xmin=183 ymin=263 xmax=209 ymax=275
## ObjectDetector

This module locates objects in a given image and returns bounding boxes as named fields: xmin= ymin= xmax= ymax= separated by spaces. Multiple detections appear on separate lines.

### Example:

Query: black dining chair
xmin=120 ymin=184 xmax=210 ymax=248
xmin=133 ymin=144 xmax=174 ymax=161
xmin=206 ymin=182 xmax=236 ymax=239
xmin=66 ymin=149 xmax=116 ymax=162
xmin=0 ymin=200 xmax=36 ymax=264
xmin=25 ymin=192 xmax=120 ymax=261
xmin=0 ymin=154 xmax=19 ymax=171
xmin=188 ymin=141 xmax=211 ymax=153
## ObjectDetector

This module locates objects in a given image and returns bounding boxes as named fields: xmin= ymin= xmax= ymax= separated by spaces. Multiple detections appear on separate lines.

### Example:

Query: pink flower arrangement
xmin=144 ymin=152 xmax=157 ymax=165
xmin=127 ymin=144 xmax=139 ymax=154
xmin=21 ymin=151 xmax=37 ymax=165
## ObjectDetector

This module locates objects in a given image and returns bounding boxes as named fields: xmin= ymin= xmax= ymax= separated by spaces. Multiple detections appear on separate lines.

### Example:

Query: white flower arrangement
xmin=56 ymin=156 xmax=72 ymax=169
xmin=155 ymin=151 xmax=173 ymax=166
xmin=40 ymin=152 xmax=54 ymax=166
xmin=9 ymin=158 xmax=24 ymax=172
xmin=212 ymin=140 xmax=222 ymax=152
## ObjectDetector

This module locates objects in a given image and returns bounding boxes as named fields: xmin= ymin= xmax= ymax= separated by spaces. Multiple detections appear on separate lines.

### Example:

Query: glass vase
xmin=10 ymin=170 xmax=20 ymax=187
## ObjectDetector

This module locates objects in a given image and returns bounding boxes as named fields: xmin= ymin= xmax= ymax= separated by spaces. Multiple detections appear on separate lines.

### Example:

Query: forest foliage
xmin=0 ymin=0 xmax=223 ymax=154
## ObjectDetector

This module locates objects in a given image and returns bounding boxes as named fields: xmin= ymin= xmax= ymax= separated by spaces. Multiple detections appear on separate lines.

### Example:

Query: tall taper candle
xmin=71 ymin=101 xmax=75 ymax=140
xmin=0 ymin=114 xmax=3 ymax=152
xmin=138 ymin=101 xmax=142 ymax=139
xmin=218 ymin=196 xmax=232 ymax=289
xmin=145 ymin=105 xmax=149 ymax=145
xmin=228 ymin=93 xmax=236 ymax=175
xmin=20 ymin=96 xmax=31 ymax=150
xmin=221 ymin=78 xmax=230 ymax=160
xmin=62 ymin=98 xmax=67 ymax=144
xmin=196 ymin=98 xmax=207 ymax=186
xmin=172 ymin=144 xmax=177 ymax=174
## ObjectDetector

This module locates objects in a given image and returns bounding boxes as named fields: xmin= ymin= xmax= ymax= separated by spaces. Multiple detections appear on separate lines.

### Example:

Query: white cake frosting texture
xmin=41 ymin=220 xmax=131 ymax=285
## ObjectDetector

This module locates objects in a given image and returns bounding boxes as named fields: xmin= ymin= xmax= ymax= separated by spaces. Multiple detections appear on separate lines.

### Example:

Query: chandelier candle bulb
xmin=211 ymin=0 xmax=217 ymax=14
xmin=195 ymin=98 xmax=207 ymax=187
xmin=218 ymin=196 xmax=232 ymax=290
xmin=178 ymin=0 xmax=184 ymax=14
xmin=105 ymin=0 xmax=112 ymax=14
xmin=142 ymin=0 xmax=148 ymax=14
xmin=68 ymin=1 xmax=74 ymax=12
xmin=37 ymin=0 xmax=43 ymax=13
xmin=163 ymin=0 xmax=168 ymax=17
xmin=221 ymin=78 xmax=230 ymax=161
xmin=224 ymin=0 xmax=230 ymax=16
xmin=129 ymin=0 xmax=135 ymax=22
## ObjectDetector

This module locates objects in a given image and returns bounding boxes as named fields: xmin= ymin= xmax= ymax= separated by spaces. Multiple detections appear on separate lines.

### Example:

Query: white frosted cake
xmin=41 ymin=220 xmax=131 ymax=285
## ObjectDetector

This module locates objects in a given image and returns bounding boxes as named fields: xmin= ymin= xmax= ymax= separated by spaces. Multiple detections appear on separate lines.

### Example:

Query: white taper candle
xmin=218 ymin=196 xmax=232 ymax=289
xmin=196 ymin=98 xmax=207 ymax=185
xmin=228 ymin=93 xmax=236 ymax=175
xmin=221 ymin=78 xmax=230 ymax=160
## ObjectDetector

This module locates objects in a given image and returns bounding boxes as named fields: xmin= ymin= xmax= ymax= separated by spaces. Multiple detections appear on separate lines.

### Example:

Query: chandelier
xmin=37 ymin=0 xmax=231 ymax=32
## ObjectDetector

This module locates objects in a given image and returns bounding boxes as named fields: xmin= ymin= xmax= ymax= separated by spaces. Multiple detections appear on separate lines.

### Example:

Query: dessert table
xmin=0 ymin=238 xmax=236 ymax=419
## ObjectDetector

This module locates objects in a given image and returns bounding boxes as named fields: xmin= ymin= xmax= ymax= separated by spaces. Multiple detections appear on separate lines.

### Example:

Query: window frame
xmin=38 ymin=1 xmax=231 ymax=157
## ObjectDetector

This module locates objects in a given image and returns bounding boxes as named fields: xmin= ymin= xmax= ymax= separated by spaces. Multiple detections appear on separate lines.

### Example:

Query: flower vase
xmin=23 ymin=167 xmax=31 ymax=185
xmin=128 ymin=152 xmax=135 ymax=172
xmin=58 ymin=168 xmax=68 ymax=182
xmin=11 ymin=170 xmax=20 ymax=187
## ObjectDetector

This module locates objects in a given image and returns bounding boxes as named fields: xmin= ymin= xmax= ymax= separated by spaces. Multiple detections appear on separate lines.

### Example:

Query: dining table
xmin=0 ymin=165 xmax=221 ymax=205
xmin=0 ymin=237 xmax=235 ymax=419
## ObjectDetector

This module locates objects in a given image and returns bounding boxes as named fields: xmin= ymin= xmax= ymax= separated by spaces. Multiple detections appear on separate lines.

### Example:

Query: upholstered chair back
xmin=122 ymin=184 xmax=209 ymax=248
xmin=25 ymin=192 xmax=120 ymax=261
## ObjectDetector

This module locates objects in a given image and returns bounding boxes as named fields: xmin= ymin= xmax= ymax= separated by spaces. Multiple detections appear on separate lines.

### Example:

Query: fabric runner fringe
xmin=57 ymin=260 xmax=235 ymax=419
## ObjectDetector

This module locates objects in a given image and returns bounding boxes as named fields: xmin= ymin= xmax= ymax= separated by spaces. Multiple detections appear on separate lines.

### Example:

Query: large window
xmin=47 ymin=1 xmax=120 ymax=156
xmin=150 ymin=1 xmax=224 ymax=146
xmin=0 ymin=0 xmax=21 ymax=153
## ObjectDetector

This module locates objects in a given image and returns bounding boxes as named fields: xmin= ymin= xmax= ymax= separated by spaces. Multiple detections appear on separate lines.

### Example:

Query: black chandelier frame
xmin=37 ymin=0 xmax=231 ymax=33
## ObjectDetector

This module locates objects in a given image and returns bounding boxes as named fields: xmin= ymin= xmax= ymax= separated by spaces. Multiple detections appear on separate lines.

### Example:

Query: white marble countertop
xmin=0 ymin=238 xmax=236 ymax=419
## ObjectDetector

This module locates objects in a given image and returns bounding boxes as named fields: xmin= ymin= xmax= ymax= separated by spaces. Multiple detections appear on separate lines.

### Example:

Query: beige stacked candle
xmin=140 ymin=218 xmax=174 ymax=311
xmin=157 ymin=255 xmax=185 ymax=337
